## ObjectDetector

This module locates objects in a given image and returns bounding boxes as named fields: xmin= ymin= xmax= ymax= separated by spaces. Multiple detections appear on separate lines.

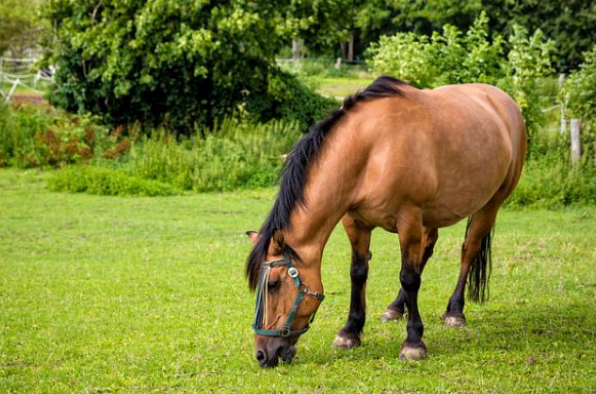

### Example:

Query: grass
xmin=1 ymin=169 xmax=595 ymax=393
xmin=307 ymin=76 xmax=376 ymax=99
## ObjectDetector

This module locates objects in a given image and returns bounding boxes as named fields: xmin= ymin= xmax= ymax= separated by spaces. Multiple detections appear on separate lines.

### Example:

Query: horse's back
xmin=344 ymin=83 xmax=526 ymax=229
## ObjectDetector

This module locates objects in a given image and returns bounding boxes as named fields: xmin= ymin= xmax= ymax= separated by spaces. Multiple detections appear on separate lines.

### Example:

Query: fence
xmin=0 ymin=57 xmax=54 ymax=104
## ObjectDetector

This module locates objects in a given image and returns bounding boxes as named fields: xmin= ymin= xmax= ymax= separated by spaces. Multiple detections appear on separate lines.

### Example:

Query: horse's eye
xmin=267 ymin=280 xmax=280 ymax=291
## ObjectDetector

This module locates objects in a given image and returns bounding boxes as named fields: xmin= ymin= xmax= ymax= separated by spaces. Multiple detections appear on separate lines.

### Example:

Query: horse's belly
xmin=422 ymin=206 xmax=470 ymax=228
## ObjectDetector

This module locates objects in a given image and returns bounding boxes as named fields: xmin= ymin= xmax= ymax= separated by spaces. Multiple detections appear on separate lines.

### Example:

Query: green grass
xmin=1 ymin=169 xmax=595 ymax=393
xmin=306 ymin=76 xmax=376 ymax=99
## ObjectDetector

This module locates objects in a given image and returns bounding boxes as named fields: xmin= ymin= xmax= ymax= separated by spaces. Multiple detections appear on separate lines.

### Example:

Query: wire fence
xmin=0 ymin=57 xmax=54 ymax=104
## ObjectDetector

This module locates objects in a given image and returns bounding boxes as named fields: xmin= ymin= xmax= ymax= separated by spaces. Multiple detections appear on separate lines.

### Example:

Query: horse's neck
xmin=284 ymin=128 xmax=358 ymax=266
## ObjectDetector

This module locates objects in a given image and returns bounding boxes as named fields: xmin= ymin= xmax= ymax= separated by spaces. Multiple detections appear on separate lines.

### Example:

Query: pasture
xmin=1 ymin=169 xmax=595 ymax=393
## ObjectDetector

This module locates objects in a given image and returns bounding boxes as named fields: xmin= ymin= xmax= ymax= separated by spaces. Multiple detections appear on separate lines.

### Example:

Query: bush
xmin=562 ymin=45 xmax=596 ymax=160
xmin=42 ymin=1 xmax=335 ymax=132
xmin=48 ymin=166 xmax=176 ymax=197
xmin=367 ymin=12 xmax=506 ymax=88
xmin=124 ymin=118 xmax=301 ymax=192
xmin=506 ymin=158 xmax=596 ymax=208
xmin=0 ymin=104 xmax=125 ymax=168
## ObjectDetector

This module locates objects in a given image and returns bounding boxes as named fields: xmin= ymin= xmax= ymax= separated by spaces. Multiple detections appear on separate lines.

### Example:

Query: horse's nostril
xmin=256 ymin=350 xmax=266 ymax=363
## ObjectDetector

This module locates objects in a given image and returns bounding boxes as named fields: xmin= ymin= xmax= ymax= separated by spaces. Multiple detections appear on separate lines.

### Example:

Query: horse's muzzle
xmin=255 ymin=339 xmax=297 ymax=368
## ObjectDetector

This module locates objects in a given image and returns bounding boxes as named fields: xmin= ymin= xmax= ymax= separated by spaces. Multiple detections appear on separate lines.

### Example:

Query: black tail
xmin=465 ymin=217 xmax=494 ymax=304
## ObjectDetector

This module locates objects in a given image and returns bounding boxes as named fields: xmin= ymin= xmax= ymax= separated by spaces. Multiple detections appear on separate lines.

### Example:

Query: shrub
xmin=125 ymin=118 xmax=301 ymax=192
xmin=42 ymin=0 xmax=335 ymax=132
xmin=48 ymin=166 xmax=175 ymax=197
xmin=506 ymin=158 xmax=596 ymax=208
xmin=562 ymin=45 xmax=596 ymax=160
xmin=0 ymin=104 xmax=123 ymax=168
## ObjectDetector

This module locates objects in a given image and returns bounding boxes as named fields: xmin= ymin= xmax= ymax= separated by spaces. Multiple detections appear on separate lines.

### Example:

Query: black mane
xmin=246 ymin=75 xmax=406 ymax=289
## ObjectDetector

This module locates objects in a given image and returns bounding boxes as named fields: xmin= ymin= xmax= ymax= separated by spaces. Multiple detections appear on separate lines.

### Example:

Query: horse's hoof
xmin=399 ymin=343 xmax=427 ymax=361
xmin=332 ymin=332 xmax=361 ymax=349
xmin=443 ymin=313 xmax=467 ymax=328
xmin=381 ymin=309 xmax=404 ymax=322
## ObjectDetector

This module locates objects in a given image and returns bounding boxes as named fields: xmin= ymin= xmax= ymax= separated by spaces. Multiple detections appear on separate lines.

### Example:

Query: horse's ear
xmin=271 ymin=230 xmax=285 ymax=254
xmin=245 ymin=231 xmax=259 ymax=244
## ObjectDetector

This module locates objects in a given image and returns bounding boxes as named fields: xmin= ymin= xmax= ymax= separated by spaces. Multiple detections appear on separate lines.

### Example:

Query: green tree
xmin=482 ymin=0 xmax=596 ymax=70
xmin=0 ymin=0 xmax=44 ymax=56
xmin=563 ymin=46 xmax=596 ymax=158
xmin=43 ymin=0 xmax=334 ymax=132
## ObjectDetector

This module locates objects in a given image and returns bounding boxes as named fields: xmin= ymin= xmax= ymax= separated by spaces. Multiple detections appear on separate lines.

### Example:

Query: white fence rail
xmin=0 ymin=57 xmax=54 ymax=103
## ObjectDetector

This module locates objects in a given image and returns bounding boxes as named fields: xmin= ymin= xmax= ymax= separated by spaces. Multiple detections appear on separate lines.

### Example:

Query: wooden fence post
xmin=570 ymin=119 xmax=581 ymax=164
xmin=291 ymin=39 xmax=300 ymax=62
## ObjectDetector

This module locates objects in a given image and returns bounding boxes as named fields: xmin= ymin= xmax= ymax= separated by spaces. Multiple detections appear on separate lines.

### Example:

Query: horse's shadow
xmin=303 ymin=302 xmax=596 ymax=365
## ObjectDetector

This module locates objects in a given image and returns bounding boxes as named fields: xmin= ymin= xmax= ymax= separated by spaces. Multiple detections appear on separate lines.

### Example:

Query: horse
xmin=245 ymin=75 xmax=526 ymax=368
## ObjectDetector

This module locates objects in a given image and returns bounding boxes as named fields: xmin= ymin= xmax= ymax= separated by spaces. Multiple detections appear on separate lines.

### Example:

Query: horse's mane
xmin=246 ymin=75 xmax=406 ymax=289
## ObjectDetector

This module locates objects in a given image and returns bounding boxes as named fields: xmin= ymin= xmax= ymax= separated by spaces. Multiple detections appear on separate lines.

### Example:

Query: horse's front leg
xmin=397 ymin=209 xmax=427 ymax=360
xmin=332 ymin=216 xmax=372 ymax=349
xmin=382 ymin=227 xmax=438 ymax=322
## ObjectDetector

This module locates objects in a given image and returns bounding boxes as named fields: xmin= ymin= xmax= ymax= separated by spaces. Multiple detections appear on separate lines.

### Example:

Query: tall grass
xmin=122 ymin=118 xmax=301 ymax=192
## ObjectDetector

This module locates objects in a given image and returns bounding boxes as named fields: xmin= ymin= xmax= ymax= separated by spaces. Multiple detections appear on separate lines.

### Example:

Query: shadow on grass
xmin=300 ymin=301 xmax=595 ymax=366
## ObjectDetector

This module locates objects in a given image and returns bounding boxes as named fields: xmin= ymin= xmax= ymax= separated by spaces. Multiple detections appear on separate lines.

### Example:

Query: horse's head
xmin=246 ymin=230 xmax=325 ymax=368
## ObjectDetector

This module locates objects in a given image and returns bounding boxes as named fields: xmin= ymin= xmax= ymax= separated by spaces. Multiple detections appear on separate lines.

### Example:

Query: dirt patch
xmin=11 ymin=93 xmax=49 ymax=107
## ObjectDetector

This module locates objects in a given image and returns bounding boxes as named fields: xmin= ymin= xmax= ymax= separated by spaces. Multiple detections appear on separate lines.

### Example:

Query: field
xmin=1 ymin=169 xmax=595 ymax=393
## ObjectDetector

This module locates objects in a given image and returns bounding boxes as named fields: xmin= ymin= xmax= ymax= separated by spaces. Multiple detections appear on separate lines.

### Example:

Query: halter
xmin=253 ymin=252 xmax=325 ymax=337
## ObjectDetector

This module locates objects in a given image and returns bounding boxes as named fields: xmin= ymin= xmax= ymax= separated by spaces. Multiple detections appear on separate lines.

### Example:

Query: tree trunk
xmin=347 ymin=35 xmax=354 ymax=62
xmin=292 ymin=39 xmax=300 ymax=61
xmin=340 ymin=42 xmax=347 ymax=60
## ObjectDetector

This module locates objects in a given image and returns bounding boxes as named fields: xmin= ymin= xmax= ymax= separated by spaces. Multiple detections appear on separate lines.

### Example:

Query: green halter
xmin=253 ymin=252 xmax=325 ymax=337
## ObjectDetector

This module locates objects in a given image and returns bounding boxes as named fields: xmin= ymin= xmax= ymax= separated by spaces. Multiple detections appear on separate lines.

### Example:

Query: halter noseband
xmin=253 ymin=252 xmax=325 ymax=337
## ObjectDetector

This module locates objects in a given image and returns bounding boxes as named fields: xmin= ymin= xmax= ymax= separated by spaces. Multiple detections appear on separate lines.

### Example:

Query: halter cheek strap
xmin=253 ymin=252 xmax=325 ymax=338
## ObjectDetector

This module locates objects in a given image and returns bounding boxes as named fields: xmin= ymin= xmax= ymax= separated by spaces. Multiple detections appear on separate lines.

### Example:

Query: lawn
xmin=306 ymin=76 xmax=376 ymax=99
xmin=1 ymin=169 xmax=595 ymax=393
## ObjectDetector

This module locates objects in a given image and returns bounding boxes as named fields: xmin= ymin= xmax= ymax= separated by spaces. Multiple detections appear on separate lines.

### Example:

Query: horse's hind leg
xmin=382 ymin=227 xmax=438 ymax=322
xmin=444 ymin=204 xmax=500 ymax=327
xmin=333 ymin=215 xmax=372 ymax=349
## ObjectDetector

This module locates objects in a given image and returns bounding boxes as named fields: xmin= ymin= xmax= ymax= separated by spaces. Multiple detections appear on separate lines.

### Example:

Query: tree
xmin=0 ymin=0 xmax=44 ymax=57
xmin=482 ymin=0 xmax=596 ymax=70
xmin=43 ymin=0 xmax=335 ymax=132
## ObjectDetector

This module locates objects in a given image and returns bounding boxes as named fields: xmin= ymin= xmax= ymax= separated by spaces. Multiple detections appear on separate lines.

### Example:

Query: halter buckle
xmin=287 ymin=267 xmax=299 ymax=278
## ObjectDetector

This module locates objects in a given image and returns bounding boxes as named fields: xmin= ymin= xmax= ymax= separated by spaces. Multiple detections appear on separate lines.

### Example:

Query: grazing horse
xmin=245 ymin=76 xmax=526 ymax=368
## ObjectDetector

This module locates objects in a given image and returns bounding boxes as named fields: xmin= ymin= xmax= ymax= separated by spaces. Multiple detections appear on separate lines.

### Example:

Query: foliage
xmin=42 ymin=0 xmax=335 ymax=132
xmin=1 ymin=104 xmax=303 ymax=193
xmin=368 ymin=13 xmax=506 ymax=88
xmin=498 ymin=25 xmax=556 ymax=151
xmin=1 ymin=169 xmax=596 ymax=392
xmin=481 ymin=0 xmax=596 ymax=70
xmin=48 ymin=166 xmax=176 ymax=196
xmin=124 ymin=118 xmax=301 ymax=192
xmin=0 ymin=0 xmax=44 ymax=56
xmin=0 ymin=104 xmax=125 ymax=168
xmin=294 ymin=0 xmax=594 ymax=72
xmin=562 ymin=45 xmax=596 ymax=159
xmin=506 ymin=158 xmax=596 ymax=208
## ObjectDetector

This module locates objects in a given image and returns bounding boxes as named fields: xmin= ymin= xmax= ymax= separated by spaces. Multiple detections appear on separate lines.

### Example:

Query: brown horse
xmin=246 ymin=76 xmax=526 ymax=367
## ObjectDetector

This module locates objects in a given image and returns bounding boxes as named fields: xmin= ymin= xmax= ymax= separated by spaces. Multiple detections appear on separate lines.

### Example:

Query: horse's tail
xmin=465 ymin=217 xmax=494 ymax=304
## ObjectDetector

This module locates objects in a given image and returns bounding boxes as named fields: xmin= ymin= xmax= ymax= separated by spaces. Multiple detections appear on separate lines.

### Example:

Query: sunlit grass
xmin=0 ymin=169 xmax=595 ymax=393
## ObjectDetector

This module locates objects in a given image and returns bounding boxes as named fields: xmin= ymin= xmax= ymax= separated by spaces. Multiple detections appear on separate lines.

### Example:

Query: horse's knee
xmin=400 ymin=269 xmax=420 ymax=292
xmin=350 ymin=260 xmax=368 ymax=286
